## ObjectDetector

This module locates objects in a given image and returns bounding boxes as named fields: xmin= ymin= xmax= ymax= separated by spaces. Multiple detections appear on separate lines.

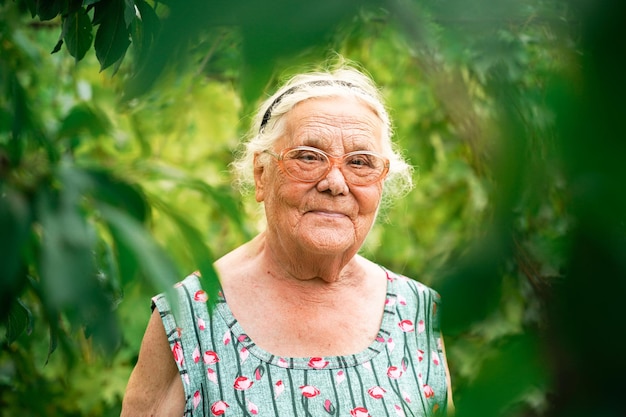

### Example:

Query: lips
xmin=308 ymin=210 xmax=348 ymax=218
xmin=304 ymin=205 xmax=353 ymax=217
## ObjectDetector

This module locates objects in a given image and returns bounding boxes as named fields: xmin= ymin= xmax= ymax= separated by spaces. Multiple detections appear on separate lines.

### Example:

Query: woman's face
xmin=254 ymin=95 xmax=386 ymax=258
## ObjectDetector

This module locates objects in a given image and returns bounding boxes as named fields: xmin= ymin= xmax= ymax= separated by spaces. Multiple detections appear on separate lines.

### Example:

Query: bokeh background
xmin=1 ymin=0 xmax=625 ymax=416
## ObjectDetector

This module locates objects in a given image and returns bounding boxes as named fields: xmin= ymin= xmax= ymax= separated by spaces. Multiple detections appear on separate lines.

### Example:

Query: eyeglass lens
xmin=281 ymin=148 xmax=386 ymax=185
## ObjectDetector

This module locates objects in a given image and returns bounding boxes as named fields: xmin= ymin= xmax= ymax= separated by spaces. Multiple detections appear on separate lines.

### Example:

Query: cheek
xmin=355 ymin=186 xmax=383 ymax=215
xmin=264 ymin=178 xmax=309 ymax=216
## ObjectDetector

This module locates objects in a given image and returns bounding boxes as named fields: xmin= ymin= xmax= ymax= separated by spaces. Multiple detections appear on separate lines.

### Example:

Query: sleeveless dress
xmin=151 ymin=268 xmax=449 ymax=417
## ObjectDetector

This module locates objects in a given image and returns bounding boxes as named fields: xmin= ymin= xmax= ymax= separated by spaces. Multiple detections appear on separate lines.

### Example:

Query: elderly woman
xmin=121 ymin=64 xmax=453 ymax=417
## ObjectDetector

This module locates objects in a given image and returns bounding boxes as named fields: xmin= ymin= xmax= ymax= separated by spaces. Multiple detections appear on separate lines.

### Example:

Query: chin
xmin=298 ymin=231 xmax=358 ymax=255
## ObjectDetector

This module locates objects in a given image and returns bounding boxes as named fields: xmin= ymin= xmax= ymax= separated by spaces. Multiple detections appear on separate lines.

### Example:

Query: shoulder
xmin=120 ymin=309 xmax=185 ymax=417
xmin=152 ymin=272 xmax=207 ymax=309
xmin=383 ymin=267 xmax=441 ymax=299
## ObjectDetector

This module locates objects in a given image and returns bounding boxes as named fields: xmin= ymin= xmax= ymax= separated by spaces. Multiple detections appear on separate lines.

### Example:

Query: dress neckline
xmin=213 ymin=268 xmax=398 ymax=370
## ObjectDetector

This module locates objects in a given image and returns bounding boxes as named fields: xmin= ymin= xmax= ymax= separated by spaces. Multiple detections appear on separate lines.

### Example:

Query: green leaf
xmin=113 ymin=228 xmax=141 ymax=286
xmin=154 ymin=199 xmax=220 ymax=308
xmin=50 ymin=38 xmax=63 ymax=54
xmin=0 ymin=188 xmax=31 ymax=299
xmin=238 ymin=0 xmax=377 ymax=102
xmin=58 ymin=102 xmax=111 ymax=140
xmin=23 ymin=0 xmax=37 ymax=17
xmin=35 ymin=0 xmax=62 ymax=21
xmin=7 ymin=72 xmax=27 ymax=163
xmin=455 ymin=335 xmax=549 ymax=417
xmin=95 ymin=237 xmax=122 ymax=296
xmin=98 ymin=203 xmax=179 ymax=294
xmin=439 ymin=229 xmax=507 ymax=335
xmin=131 ymin=0 xmax=160 ymax=64
xmin=63 ymin=7 xmax=94 ymax=61
xmin=139 ymin=164 xmax=248 ymax=235
xmin=46 ymin=315 xmax=59 ymax=364
xmin=5 ymin=299 xmax=33 ymax=344
xmin=76 ymin=166 xmax=146 ymax=287
xmin=85 ymin=168 xmax=149 ymax=223
xmin=36 ymin=164 xmax=124 ymax=354
xmin=135 ymin=0 xmax=161 ymax=32
xmin=0 ymin=109 xmax=10 ymax=134
xmin=37 ymin=184 xmax=96 ymax=310
xmin=94 ymin=0 xmax=132 ymax=71
xmin=123 ymin=0 xmax=137 ymax=28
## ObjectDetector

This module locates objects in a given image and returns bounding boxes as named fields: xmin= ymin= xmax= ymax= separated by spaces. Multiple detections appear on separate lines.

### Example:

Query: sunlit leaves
xmin=26 ymin=0 xmax=157 ymax=71
xmin=5 ymin=0 xmax=625 ymax=416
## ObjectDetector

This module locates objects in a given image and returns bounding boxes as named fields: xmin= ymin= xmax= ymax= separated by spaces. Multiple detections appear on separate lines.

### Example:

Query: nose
xmin=317 ymin=164 xmax=349 ymax=195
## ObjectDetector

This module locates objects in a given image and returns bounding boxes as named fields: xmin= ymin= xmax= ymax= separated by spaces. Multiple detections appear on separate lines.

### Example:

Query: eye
xmin=287 ymin=149 xmax=325 ymax=163
xmin=346 ymin=153 xmax=375 ymax=168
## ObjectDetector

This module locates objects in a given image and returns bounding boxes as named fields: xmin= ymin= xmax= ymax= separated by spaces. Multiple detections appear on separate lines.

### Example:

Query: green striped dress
xmin=152 ymin=268 xmax=449 ymax=417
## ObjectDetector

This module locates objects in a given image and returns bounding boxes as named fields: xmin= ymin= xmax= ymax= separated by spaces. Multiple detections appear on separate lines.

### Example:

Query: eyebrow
xmin=295 ymin=140 xmax=379 ymax=154
xmin=298 ymin=137 xmax=326 ymax=148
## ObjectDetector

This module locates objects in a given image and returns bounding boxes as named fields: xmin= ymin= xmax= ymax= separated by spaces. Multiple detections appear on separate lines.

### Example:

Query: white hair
xmin=231 ymin=64 xmax=413 ymax=203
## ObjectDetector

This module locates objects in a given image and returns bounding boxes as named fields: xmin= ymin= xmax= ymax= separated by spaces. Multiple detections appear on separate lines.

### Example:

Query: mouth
xmin=306 ymin=210 xmax=348 ymax=219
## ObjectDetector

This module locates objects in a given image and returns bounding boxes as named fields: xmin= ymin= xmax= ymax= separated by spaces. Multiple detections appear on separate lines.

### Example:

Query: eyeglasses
xmin=264 ymin=146 xmax=390 ymax=186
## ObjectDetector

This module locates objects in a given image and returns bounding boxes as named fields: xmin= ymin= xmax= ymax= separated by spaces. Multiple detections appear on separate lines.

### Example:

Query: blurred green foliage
xmin=1 ymin=0 xmax=625 ymax=416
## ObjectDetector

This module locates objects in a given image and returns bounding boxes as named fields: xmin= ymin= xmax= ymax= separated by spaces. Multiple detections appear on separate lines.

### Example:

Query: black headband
xmin=259 ymin=80 xmax=358 ymax=132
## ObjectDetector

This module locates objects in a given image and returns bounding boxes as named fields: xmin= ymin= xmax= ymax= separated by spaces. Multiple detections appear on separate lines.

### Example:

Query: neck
xmin=256 ymin=231 xmax=362 ymax=285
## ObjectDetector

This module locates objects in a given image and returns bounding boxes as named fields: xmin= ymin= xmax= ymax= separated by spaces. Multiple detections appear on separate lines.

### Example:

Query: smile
xmin=307 ymin=210 xmax=348 ymax=218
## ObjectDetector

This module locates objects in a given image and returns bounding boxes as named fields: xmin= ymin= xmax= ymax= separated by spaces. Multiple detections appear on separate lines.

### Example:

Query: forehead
xmin=280 ymin=96 xmax=384 ymax=151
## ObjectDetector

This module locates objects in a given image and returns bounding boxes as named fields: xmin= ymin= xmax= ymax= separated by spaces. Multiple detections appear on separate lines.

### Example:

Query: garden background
xmin=1 ymin=0 xmax=625 ymax=416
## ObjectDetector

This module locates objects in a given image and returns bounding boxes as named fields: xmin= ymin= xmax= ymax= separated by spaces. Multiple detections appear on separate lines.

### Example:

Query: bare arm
xmin=440 ymin=333 xmax=455 ymax=416
xmin=120 ymin=308 xmax=185 ymax=417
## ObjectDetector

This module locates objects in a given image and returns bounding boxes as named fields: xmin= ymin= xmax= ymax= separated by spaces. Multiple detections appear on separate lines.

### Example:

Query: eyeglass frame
xmin=263 ymin=145 xmax=390 ymax=186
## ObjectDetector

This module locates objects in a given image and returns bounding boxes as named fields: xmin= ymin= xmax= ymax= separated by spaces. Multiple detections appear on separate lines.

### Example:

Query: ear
xmin=253 ymin=153 xmax=266 ymax=202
